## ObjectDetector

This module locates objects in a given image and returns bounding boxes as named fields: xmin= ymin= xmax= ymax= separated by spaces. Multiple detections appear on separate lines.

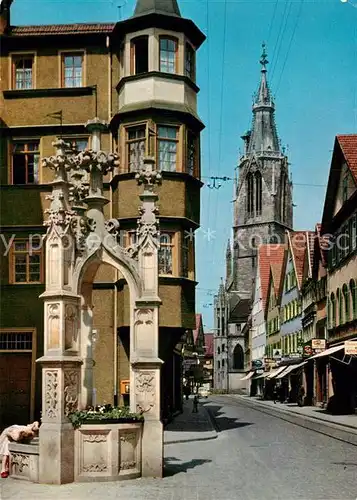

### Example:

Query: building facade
xmin=0 ymin=0 xmax=205 ymax=427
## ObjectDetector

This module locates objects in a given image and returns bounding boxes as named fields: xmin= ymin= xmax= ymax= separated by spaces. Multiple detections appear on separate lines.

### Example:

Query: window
xmin=158 ymin=233 xmax=173 ymax=275
xmin=131 ymin=36 xmax=149 ymax=75
xmin=247 ymin=173 xmax=254 ymax=215
xmin=217 ymin=361 xmax=220 ymax=369
xmin=350 ymin=280 xmax=357 ymax=320
xmin=127 ymin=126 xmax=146 ymax=172
xmin=12 ymin=55 xmax=34 ymax=89
xmin=222 ymin=359 xmax=225 ymax=368
xmin=255 ymin=171 xmax=262 ymax=215
xmin=185 ymin=43 xmax=195 ymax=79
xmin=337 ymin=288 xmax=343 ymax=326
xmin=157 ymin=126 xmax=178 ymax=171
xmin=10 ymin=240 xmax=42 ymax=284
xmin=217 ymin=346 xmax=220 ymax=355
xmin=351 ymin=215 xmax=357 ymax=252
xmin=233 ymin=344 xmax=244 ymax=370
xmin=62 ymin=53 xmax=83 ymax=87
xmin=343 ymin=284 xmax=350 ymax=323
xmin=159 ymin=37 xmax=177 ymax=74
xmin=63 ymin=137 xmax=88 ymax=152
xmin=222 ymin=344 xmax=225 ymax=352
xmin=186 ymin=131 xmax=197 ymax=176
xmin=330 ymin=293 xmax=336 ymax=327
xmin=11 ymin=141 xmax=40 ymax=185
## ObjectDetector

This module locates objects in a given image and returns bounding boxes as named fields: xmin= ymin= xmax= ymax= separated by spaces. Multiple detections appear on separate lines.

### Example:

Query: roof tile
xmin=11 ymin=23 xmax=115 ymax=36
xmin=258 ymin=244 xmax=286 ymax=310
xmin=337 ymin=134 xmax=357 ymax=182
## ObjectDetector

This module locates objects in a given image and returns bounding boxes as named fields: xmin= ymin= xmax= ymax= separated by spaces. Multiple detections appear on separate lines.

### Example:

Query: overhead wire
xmin=210 ymin=0 xmax=228 ymax=273
xmin=275 ymin=0 xmax=305 ymax=94
xmin=271 ymin=1 xmax=293 ymax=82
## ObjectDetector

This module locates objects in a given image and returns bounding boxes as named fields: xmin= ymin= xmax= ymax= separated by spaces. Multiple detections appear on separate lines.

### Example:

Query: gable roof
xmin=322 ymin=134 xmax=357 ymax=231
xmin=337 ymin=135 xmax=357 ymax=183
xmin=11 ymin=23 xmax=115 ymax=36
xmin=287 ymin=231 xmax=314 ymax=289
xmin=258 ymin=244 xmax=286 ymax=310
xmin=204 ymin=334 xmax=213 ymax=357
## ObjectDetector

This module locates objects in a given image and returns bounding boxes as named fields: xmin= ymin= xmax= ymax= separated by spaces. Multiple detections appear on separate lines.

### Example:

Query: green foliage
xmin=68 ymin=404 xmax=144 ymax=429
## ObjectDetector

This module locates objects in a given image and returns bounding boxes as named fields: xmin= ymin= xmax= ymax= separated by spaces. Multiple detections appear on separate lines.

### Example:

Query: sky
xmin=12 ymin=0 xmax=357 ymax=330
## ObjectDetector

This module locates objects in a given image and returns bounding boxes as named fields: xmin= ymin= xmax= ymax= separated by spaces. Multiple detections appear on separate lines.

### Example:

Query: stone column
xmin=38 ymin=140 xmax=82 ymax=484
xmin=131 ymin=158 xmax=163 ymax=478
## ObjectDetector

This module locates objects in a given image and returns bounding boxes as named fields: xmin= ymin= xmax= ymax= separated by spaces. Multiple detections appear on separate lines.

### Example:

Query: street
xmin=2 ymin=395 xmax=357 ymax=500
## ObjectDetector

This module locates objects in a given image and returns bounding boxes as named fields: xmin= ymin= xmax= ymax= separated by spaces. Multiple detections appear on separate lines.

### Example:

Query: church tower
xmin=232 ymin=45 xmax=293 ymax=294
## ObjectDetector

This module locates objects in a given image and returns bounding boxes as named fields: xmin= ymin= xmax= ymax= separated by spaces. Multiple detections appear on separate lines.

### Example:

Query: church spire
xmin=133 ymin=0 xmax=181 ymax=17
xmin=247 ymin=44 xmax=280 ymax=154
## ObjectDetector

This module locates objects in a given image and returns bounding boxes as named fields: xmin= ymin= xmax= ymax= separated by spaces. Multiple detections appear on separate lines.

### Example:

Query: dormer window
xmin=131 ymin=36 xmax=149 ymax=75
xmin=159 ymin=37 xmax=177 ymax=74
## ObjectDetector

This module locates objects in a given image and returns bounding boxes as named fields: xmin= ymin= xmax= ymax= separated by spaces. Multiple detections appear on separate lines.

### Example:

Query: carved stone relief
xmin=65 ymin=304 xmax=78 ymax=350
xmin=82 ymin=463 xmax=107 ymax=473
xmin=48 ymin=303 xmax=60 ymax=350
xmin=64 ymin=371 xmax=79 ymax=417
xmin=135 ymin=371 xmax=155 ymax=414
xmin=134 ymin=309 xmax=154 ymax=355
xmin=83 ymin=434 xmax=107 ymax=443
xmin=119 ymin=432 xmax=137 ymax=472
xmin=45 ymin=370 xmax=59 ymax=419
xmin=11 ymin=453 xmax=30 ymax=474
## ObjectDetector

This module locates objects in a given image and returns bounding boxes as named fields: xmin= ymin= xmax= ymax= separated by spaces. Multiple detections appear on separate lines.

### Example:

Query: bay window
xmin=159 ymin=37 xmax=177 ymax=74
xmin=157 ymin=126 xmax=178 ymax=171
xmin=185 ymin=43 xmax=195 ymax=80
xmin=127 ymin=126 xmax=146 ymax=172
xmin=158 ymin=233 xmax=174 ymax=275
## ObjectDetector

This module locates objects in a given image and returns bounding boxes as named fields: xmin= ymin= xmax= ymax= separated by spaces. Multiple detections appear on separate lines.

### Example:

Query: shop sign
xmin=252 ymin=359 xmax=264 ymax=369
xmin=311 ymin=339 xmax=326 ymax=350
xmin=345 ymin=341 xmax=357 ymax=355
xmin=303 ymin=345 xmax=313 ymax=357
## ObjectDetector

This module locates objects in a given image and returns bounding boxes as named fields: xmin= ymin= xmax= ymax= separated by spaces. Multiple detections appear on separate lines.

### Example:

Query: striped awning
xmin=240 ymin=371 xmax=254 ymax=381
xmin=276 ymin=361 xmax=307 ymax=379
xmin=267 ymin=366 xmax=288 ymax=379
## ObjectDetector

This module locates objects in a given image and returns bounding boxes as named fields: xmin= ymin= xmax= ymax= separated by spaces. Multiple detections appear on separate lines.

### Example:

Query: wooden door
xmin=0 ymin=353 xmax=32 ymax=430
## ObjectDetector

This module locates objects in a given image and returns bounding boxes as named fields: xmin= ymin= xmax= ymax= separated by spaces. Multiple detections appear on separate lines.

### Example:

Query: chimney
xmin=0 ymin=0 xmax=13 ymax=35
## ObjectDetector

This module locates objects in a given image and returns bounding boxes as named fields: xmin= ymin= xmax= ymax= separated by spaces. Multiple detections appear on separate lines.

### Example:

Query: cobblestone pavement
xmin=1 ymin=396 xmax=357 ymax=500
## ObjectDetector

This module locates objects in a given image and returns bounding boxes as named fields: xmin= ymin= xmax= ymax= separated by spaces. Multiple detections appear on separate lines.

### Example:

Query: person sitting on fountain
xmin=0 ymin=421 xmax=39 ymax=478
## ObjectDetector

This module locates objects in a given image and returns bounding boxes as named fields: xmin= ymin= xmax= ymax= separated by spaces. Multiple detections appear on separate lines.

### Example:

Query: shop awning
xmin=254 ymin=372 xmax=270 ymax=379
xmin=240 ymin=372 xmax=254 ymax=381
xmin=267 ymin=366 xmax=287 ymax=379
xmin=309 ymin=345 xmax=344 ymax=360
xmin=276 ymin=361 xmax=307 ymax=379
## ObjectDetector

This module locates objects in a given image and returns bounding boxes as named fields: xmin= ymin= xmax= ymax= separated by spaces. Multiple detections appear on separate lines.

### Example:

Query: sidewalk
xmin=228 ymin=394 xmax=357 ymax=446
xmin=164 ymin=397 xmax=217 ymax=445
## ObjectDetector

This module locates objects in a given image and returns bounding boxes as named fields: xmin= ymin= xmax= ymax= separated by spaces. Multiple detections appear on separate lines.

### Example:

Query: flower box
xmin=74 ymin=421 xmax=143 ymax=482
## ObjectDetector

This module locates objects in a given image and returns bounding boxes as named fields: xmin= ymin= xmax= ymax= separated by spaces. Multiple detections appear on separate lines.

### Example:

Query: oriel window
xmin=13 ymin=55 xmax=34 ymax=90
xmin=187 ymin=131 xmax=197 ymax=176
xmin=157 ymin=126 xmax=178 ymax=172
xmin=12 ymin=141 xmax=40 ymax=185
xmin=159 ymin=37 xmax=177 ymax=74
xmin=185 ymin=43 xmax=195 ymax=80
xmin=10 ymin=240 xmax=43 ymax=284
xmin=127 ymin=126 xmax=146 ymax=172
xmin=158 ymin=233 xmax=173 ymax=275
xmin=62 ymin=53 xmax=83 ymax=88
xmin=131 ymin=36 xmax=148 ymax=75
